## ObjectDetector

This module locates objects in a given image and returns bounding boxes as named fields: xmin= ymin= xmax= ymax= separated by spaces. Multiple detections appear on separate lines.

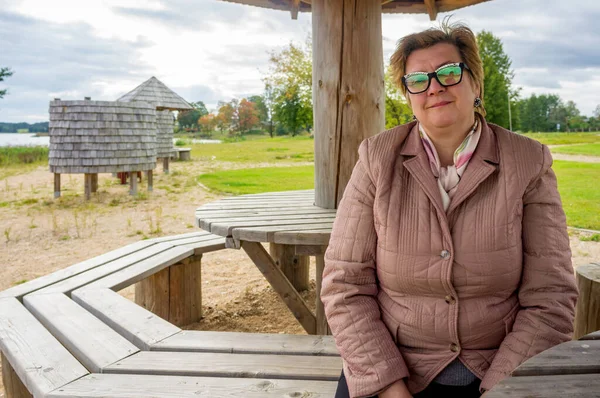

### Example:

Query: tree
xmin=198 ymin=113 xmax=217 ymax=134
xmin=384 ymin=66 xmax=412 ymax=128
xmin=177 ymin=100 xmax=208 ymax=131
xmin=0 ymin=67 xmax=14 ymax=99
xmin=476 ymin=31 xmax=514 ymax=128
xmin=215 ymin=101 xmax=235 ymax=133
xmin=237 ymin=98 xmax=260 ymax=133
xmin=264 ymin=41 xmax=313 ymax=135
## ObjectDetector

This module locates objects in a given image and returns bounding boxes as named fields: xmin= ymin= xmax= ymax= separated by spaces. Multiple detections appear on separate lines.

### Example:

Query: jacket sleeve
xmin=480 ymin=144 xmax=578 ymax=392
xmin=321 ymin=139 xmax=409 ymax=398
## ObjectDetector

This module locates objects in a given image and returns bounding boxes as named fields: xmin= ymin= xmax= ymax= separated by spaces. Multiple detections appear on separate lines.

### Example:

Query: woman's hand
xmin=379 ymin=379 xmax=413 ymax=398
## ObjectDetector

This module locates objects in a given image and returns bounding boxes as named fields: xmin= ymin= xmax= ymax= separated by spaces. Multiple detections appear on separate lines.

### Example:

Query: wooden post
xmin=135 ymin=255 xmax=203 ymax=327
xmin=91 ymin=173 xmax=98 ymax=193
xmin=269 ymin=243 xmax=310 ymax=291
xmin=312 ymin=0 xmax=384 ymax=209
xmin=2 ymin=352 xmax=33 ymax=398
xmin=53 ymin=173 xmax=61 ymax=198
xmin=315 ymin=254 xmax=331 ymax=335
xmin=147 ymin=170 xmax=153 ymax=192
xmin=129 ymin=172 xmax=138 ymax=196
xmin=163 ymin=157 xmax=169 ymax=174
xmin=574 ymin=263 xmax=600 ymax=339
xmin=84 ymin=173 xmax=92 ymax=201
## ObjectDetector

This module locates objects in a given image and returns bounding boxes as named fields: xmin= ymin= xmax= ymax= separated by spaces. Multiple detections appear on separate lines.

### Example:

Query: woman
xmin=321 ymin=22 xmax=578 ymax=398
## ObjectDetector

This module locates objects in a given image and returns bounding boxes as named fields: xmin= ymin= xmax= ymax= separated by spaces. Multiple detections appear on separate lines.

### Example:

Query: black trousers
xmin=334 ymin=371 xmax=482 ymax=398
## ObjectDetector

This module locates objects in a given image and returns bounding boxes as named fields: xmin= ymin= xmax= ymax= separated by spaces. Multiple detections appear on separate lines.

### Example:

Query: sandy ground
xmin=0 ymin=159 xmax=599 ymax=397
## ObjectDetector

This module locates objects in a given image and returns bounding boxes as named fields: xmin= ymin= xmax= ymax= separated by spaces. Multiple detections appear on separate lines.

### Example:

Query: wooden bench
xmin=175 ymin=147 xmax=191 ymax=161
xmin=0 ymin=231 xmax=340 ymax=397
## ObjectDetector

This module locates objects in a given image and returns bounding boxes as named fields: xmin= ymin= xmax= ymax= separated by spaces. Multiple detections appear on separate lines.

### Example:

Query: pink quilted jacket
xmin=321 ymin=120 xmax=578 ymax=397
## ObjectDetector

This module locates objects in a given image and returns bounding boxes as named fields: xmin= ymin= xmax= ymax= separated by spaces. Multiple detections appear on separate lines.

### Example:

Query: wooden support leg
xmin=84 ymin=173 xmax=92 ymax=201
xmin=129 ymin=172 xmax=138 ymax=196
xmin=269 ymin=243 xmax=309 ymax=291
xmin=315 ymin=254 xmax=331 ymax=335
xmin=574 ymin=263 xmax=600 ymax=339
xmin=147 ymin=170 xmax=153 ymax=192
xmin=163 ymin=157 xmax=169 ymax=174
xmin=135 ymin=255 xmax=203 ymax=327
xmin=91 ymin=174 xmax=98 ymax=193
xmin=2 ymin=352 xmax=33 ymax=398
xmin=242 ymin=241 xmax=316 ymax=334
xmin=53 ymin=173 xmax=61 ymax=198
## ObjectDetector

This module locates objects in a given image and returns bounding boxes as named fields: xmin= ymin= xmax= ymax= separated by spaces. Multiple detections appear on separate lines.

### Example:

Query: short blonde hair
xmin=389 ymin=20 xmax=486 ymax=117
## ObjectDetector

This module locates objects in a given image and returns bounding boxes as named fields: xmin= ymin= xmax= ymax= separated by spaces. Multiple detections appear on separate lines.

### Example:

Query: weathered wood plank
xmin=81 ymin=245 xmax=194 ymax=291
xmin=211 ymin=216 xmax=336 ymax=236
xmin=511 ymin=340 xmax=600 ymax=376
xmin=195 ymin=206 xmax=331 ymax=217
xmin=241 ymin=242 xmax=316 ymax=334
xmin=273 ymin=229 xmax=332 ymax=245
xmin=0 ymin=298 xmax=88 ymax=398
xmin=46 ymin=373 xmax=337 ymax=397
xmin=23 ymin=293 xmax=139 ymax=373
xmin=201 ymin=213 xmax=334 ymax=231
xmin=580 ymin=330 xmax=600 ymax=340
xmin=71 ymin=288 xmax=180 ymax=350
xmin=32 ymin=242 xmax=175 ymax=295
xmin=216 ymin=190 xmax=313 ymax=199
xmin=104 ymin=351 xmax=342 ymax=380
xmin=233 ymin=223 xmax=334 ymax=243
xmin=150 ymin=330 xmax=339 ymax=356
xmin=0 ymin=240 xmax=155 ymax=299
xmin=485 ymin=374 xmax=600 ymax=398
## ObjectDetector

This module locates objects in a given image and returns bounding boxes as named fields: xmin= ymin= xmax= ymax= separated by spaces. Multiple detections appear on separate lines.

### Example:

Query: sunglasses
xmin=402 ymin=62 xmax=470 ymax=94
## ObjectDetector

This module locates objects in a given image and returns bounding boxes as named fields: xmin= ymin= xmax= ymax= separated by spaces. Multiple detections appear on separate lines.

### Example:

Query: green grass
xmin=191 ymin=136 xmax=314 ymax=163
xmin=554 ymin=160 xmax=600 ymax=230
xmin=197 ymin=166 xmax=314 ymax=195
xmin=552 ymin=143 xmax=600 ymax=157
xmin=522 ymin=132 xmax=600 ymax=146
xmin=0 ymin=146 xmax=48 ymax=166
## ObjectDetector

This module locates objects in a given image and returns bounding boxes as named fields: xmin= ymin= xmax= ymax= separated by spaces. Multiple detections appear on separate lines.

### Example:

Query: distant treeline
xmin=0 ymin=122 xmax=49 ymax=133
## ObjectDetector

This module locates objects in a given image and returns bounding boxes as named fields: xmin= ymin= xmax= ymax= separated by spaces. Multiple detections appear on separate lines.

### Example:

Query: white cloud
xmin=1 ymin=0 xmax=599 ymax=122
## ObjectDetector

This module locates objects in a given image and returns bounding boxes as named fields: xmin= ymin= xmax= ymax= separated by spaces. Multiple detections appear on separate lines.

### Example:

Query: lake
xmin=0 ymin=133 xmax=49 ymax=147
xmin=0 ymin=133 xmax=222 ymax=147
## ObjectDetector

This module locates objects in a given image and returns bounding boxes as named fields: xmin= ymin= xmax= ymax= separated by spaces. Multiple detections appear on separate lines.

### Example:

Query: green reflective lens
xmin=406 ymin=73 xmax=429 ymax=91
xmin=436 ymin=65 xmax=462 ymax=86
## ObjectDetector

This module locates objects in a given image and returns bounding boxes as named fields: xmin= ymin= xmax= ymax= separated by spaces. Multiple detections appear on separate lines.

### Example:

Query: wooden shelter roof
xmin=117 ymin=76 xmax=193 ymax=111
xmin=219 ymin=0 xmax=490 ymax=20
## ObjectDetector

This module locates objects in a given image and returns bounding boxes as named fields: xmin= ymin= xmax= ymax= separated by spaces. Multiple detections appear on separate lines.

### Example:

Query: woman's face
xmin=405 ymin=43 xmax=479 ymax=131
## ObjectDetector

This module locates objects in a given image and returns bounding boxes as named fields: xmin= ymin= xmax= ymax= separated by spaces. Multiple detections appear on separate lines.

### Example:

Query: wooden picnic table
xmin=195 ymin=189 xmax=335 ymax=335
xmin=486 ymin=330 xmax=600 ymax=397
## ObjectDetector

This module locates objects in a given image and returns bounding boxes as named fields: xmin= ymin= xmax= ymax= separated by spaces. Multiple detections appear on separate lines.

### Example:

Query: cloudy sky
xmin=0 ymin=0 xmax=598 ymax=123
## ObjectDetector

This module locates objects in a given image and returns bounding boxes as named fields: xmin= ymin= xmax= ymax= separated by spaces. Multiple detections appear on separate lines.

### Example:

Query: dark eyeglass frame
xmin=402 ymin=62 xmax=471 ymax=94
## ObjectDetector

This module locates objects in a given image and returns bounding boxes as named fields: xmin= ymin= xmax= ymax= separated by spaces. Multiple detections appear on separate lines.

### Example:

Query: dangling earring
xmin=474 ymin=97 xmax=482 ymax=108
xmin=412 ymin=115 xmax=417 ymax=121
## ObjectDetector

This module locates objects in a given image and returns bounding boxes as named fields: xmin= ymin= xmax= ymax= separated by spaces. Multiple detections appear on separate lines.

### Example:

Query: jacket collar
xmin=400 ymin=117 xmax=499 ymax=165
xmin=399 ymin=117 xmax=499 ymax=219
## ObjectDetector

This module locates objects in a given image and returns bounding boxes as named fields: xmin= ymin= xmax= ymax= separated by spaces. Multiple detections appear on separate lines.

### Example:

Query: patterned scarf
xmin=419 ymin=116 xmax=482 ymax=212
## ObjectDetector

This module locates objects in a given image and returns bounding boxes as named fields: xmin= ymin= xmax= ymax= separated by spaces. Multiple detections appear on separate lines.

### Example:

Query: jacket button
xmin=440 ymin=250 xmax=451 ymax=259
xmin=450 ymin=343 xmax=460 ymax=353
xmin=445 ymin=295 xmax=456 ymax=304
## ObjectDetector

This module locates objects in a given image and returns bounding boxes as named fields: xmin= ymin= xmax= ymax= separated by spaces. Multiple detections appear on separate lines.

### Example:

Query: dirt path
xmin=0 ymin=160 xmax=599 ymax=397
xmin=551 ymin=153 xmax=600 ymax=163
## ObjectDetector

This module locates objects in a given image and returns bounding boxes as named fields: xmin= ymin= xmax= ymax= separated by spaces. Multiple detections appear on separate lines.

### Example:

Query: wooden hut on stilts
xmin=117 ymin=76 xmax=193 ymax=175
xmin=48 ymin=98 xmax=157 ymax=200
